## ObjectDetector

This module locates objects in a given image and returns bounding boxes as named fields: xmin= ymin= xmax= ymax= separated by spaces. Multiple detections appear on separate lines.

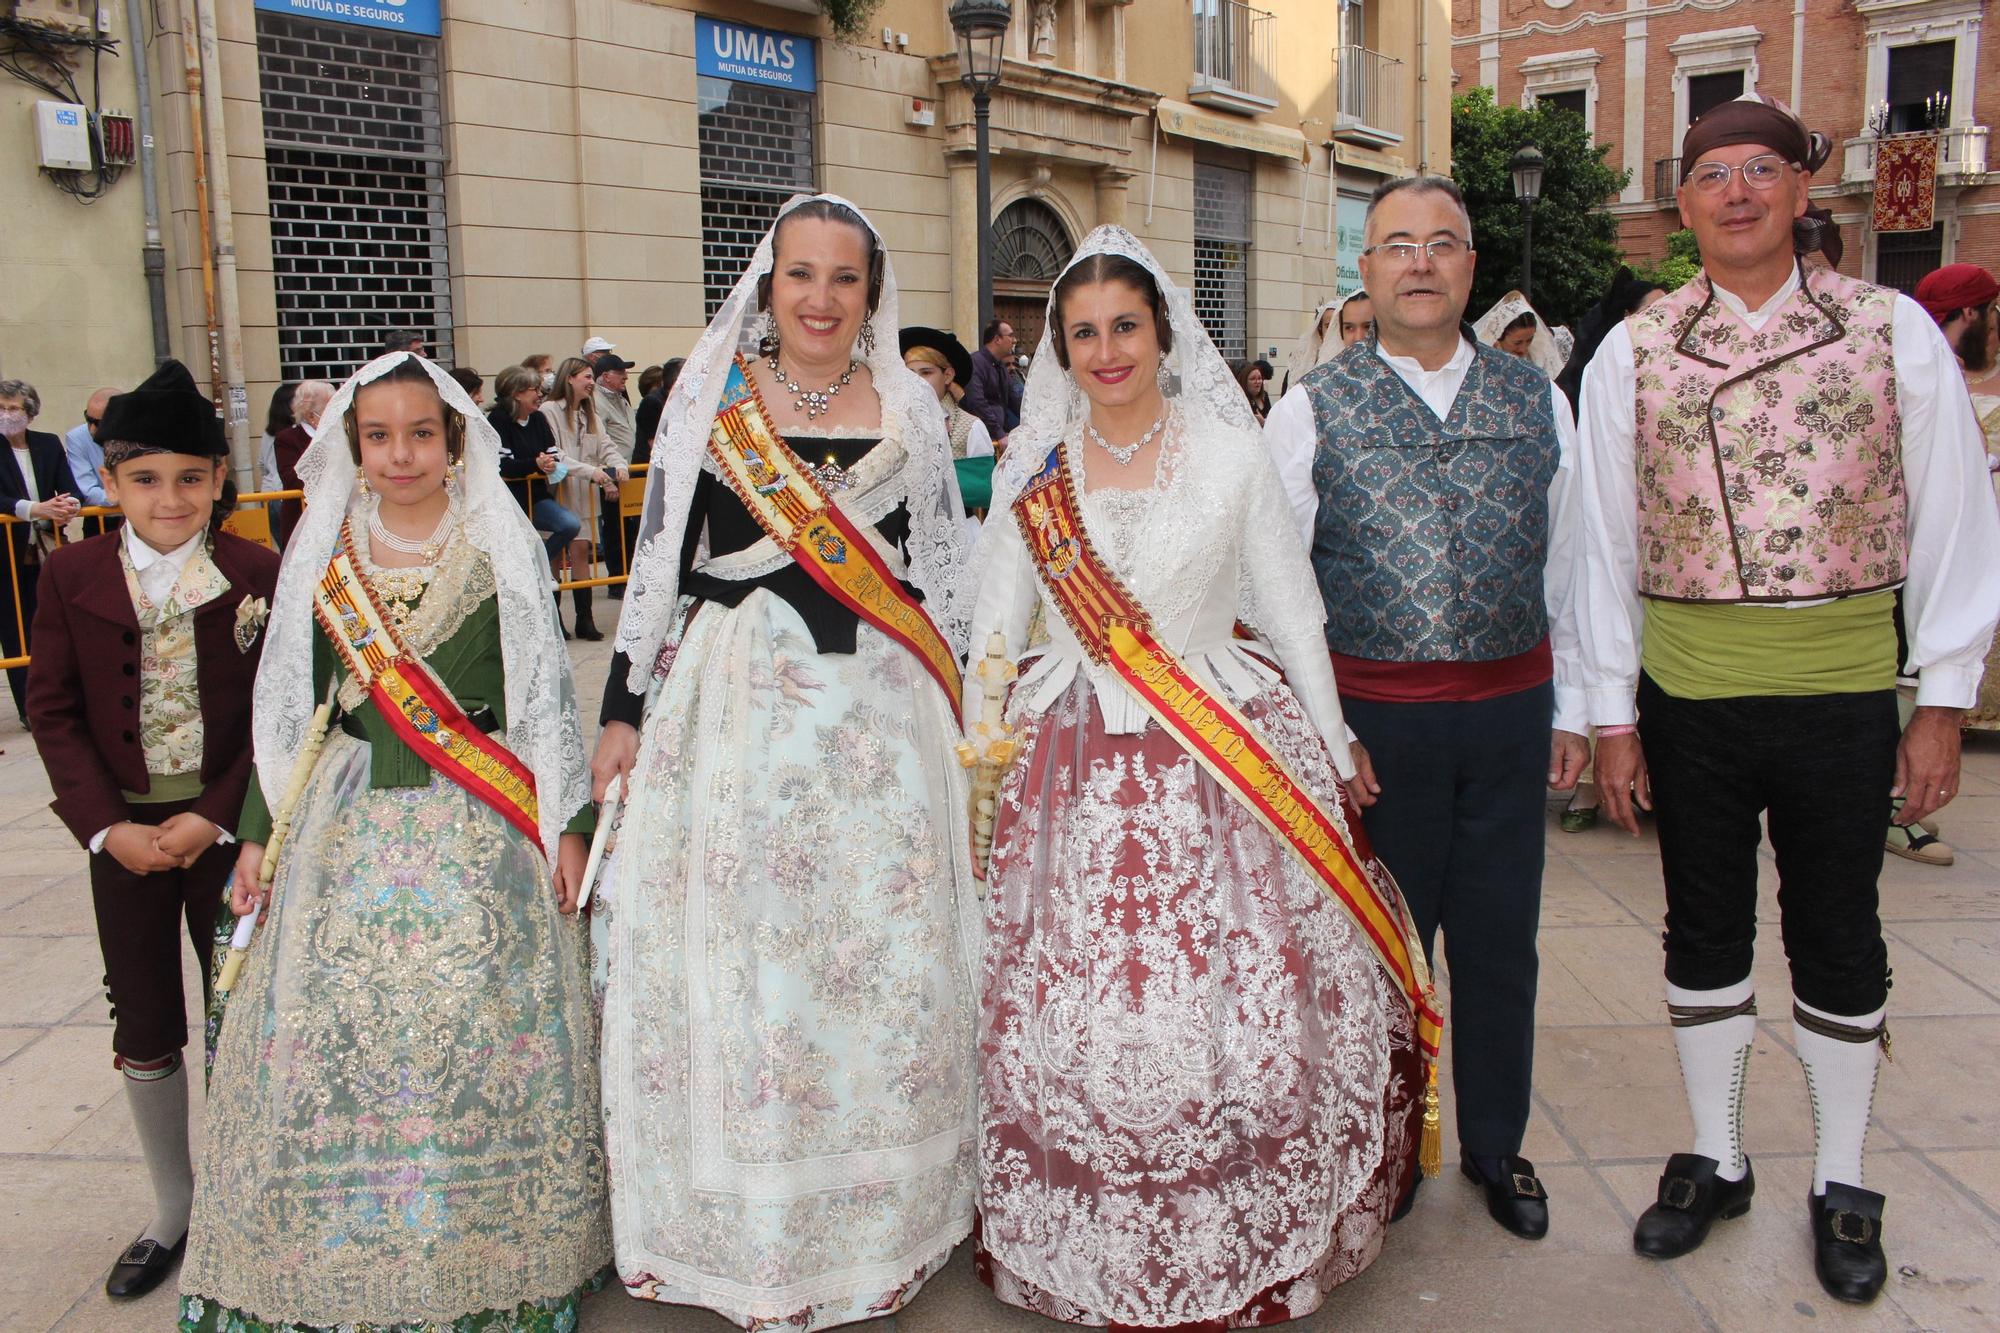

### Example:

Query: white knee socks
xmin=122 ymin=1055 xmax=194 ymax=1247
xmin=1793 ymin=998 xmax=1884 ymax=1194
xmin=1667 ymin=979 xmax=1756 ymax=1182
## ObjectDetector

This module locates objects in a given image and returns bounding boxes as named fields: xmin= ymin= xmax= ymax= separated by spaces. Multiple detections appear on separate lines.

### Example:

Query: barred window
xmin=256 ymin=13 xmax=451 ymax=381
xmin=1194 ymin=160 xmax=1252 ymax=363
xmin=699 ymin=76 xmax=816 ymax=319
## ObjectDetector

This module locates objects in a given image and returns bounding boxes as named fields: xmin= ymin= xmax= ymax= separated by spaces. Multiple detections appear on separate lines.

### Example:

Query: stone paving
xmin=3 ymin=637 xmax=1997 ymax=1331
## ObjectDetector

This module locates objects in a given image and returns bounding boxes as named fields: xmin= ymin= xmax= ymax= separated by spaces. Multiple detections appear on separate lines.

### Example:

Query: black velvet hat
xmin=96 ymin=359 xmax=228 ymax=465
xmin=898 ymin=326 xmax=975 ymax=388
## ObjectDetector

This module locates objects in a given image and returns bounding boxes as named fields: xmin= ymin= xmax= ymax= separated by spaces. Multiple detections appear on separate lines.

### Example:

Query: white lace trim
xmin=251 ymin=352 xmax=591 ymax=858
xmin=616 ymin=194 xmax=972 ymax=694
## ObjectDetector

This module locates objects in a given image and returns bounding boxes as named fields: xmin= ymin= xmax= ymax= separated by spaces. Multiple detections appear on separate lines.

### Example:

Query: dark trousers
xmin=1342 ymin=680 xmax=1552 ymax=1157
xmin=599 ymin=491 xmax=634 ymax=585
xmin=88 ymin=795 xmax=231 ymax=1060
xmin=1637 ymin=674 xmax=1896 ymax=1015
xmin=2 ymin=559 xmax=40 ymax=724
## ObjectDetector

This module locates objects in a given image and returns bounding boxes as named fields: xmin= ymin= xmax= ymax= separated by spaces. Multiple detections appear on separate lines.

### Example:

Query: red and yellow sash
xmin=312 ymin=524 xmax=542 ymax=851
xmin=1013 ymin=445 xmax=1442 ymax=1060
xmin=706 ymin=357 xmax=962 ymax=711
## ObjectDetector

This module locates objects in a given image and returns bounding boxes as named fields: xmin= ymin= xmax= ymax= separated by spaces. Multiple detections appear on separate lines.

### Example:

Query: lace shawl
xmin=614 ymin=193 xmax=971 ymax=694
xmin=250 ymin=352 xmax=591 ymax=859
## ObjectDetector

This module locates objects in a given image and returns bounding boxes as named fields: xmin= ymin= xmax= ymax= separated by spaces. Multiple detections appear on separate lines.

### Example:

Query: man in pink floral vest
xmin=1574 ymin=95 xmax=2000 ymax=1305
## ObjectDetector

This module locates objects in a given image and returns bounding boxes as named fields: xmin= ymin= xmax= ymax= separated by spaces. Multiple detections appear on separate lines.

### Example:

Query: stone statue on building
xmin=1032 ymin=0 xmax=1057 ymax=60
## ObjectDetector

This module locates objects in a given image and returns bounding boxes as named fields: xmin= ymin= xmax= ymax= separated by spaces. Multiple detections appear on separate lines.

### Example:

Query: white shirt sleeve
xmin=1260 ymin=384 xmax=1320 ymax=551
xmin=1891 ymin=295 xmax=2000 ymax=708
xmin=964 ymin=417 xmax=995 ymax=459
xmin=1543 ymin=382 xmax=1589 ymax=735
xmin=259 ymin=433 xmax=282 ymax=492
xmin=1572 ymin=323 xmax=1644 ymax=727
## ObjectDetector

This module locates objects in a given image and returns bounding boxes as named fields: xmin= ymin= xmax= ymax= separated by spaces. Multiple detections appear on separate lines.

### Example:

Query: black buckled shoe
xmin=1811 ymin=1183 xmax=1888 ymax=1304
xmin=1633 ymin=1153 xmax=1755 ymax=1258
xmin=1461 ymin=1154 xmax=1550 ymax=1239
xmin=105 ymin=1233 xmax=185 ymax=1299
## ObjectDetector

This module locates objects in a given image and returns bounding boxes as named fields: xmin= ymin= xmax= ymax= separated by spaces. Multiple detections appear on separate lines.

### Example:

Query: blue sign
xmin=253 ymin=0 xmax=441 ymax=37
xmin=696 ymin=17 xmax=816 ymax=93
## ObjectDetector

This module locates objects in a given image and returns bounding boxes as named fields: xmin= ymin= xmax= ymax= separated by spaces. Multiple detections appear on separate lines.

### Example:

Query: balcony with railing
xmin=1334 ymin=46 xmax=1404 ymax=148
xmin=1653 ymin=157 xmax=1681 ymax=205
xmin=1189 ymin=0 xmax=1277 ymax=116
xmin=1840 ymin=125 xmax=1990 ymax=187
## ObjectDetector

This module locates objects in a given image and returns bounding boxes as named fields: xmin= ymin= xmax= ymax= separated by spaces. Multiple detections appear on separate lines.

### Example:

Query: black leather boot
xmin=1633 ymin=1153 xmax=1754 ymax=1258
xmin=554 ymin=591 xmax=570 ymax=640
xmin=573 ymin=587 xmax=603 ymax=641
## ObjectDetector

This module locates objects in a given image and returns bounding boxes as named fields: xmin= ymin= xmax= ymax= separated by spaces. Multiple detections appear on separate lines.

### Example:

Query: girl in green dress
xmin=179 ymin=353 xmax=607 ymax=1332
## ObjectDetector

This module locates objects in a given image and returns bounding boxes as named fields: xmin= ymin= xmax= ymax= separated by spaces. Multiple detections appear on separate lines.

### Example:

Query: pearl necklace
xmin=1084 ymin=413 xmax=1168 ymax=465
xmin=768 ymin=354 xmax=857 ymax=420
xmin=368 ymin=501 xmax=455 ymax=563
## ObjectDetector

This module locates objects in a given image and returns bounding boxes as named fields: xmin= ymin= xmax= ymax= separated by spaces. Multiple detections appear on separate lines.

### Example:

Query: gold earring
xmin=355 ymin=465 xmax=370 ymax=496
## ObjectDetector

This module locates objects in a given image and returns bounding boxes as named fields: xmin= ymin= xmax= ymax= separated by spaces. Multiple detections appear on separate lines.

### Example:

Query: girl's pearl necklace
xmin=369 ymin=500 xmax=455 ymax=562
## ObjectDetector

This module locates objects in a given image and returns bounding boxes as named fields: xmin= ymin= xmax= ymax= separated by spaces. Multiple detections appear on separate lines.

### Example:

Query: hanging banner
xmin=1872 ymin=134 xmax=1938 ymax=234
xmin=253 ymin=0 xmax=440 ymax=36
xmin=696 ymin=16 xmax=817 ymax=93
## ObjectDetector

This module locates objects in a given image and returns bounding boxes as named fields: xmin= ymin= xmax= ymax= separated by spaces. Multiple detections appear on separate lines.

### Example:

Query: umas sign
xmin=253 ymin=0 xmax=440 ymax=36
xmin=696 ymin=17 xmax=816 ymax=93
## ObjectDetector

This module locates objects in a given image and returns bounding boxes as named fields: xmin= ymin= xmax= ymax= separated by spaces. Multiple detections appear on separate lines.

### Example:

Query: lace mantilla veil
xmin=982 ymin=224 xmax=1265 ymax=540
xmin=615 ymin=193 xmax=971 ymax=692
xmin=251 ymin=352 xmax=591 ymax=858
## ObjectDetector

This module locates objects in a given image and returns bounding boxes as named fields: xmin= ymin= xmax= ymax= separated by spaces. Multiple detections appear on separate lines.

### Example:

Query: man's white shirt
xmin=1573 ymin=269 xmax=2000 ymax=726
xmin=1262 ymin=336 xmax=1587 ymax=734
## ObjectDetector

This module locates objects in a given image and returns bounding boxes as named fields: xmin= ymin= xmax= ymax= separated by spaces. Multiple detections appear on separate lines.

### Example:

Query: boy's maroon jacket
xmin=26 ymin=530 xmax=282 ymax=846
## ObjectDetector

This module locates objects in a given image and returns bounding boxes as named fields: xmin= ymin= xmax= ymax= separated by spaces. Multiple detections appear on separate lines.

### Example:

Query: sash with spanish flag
xmin=312 ymin=523 xmax=543 ymax=851
xmin=1012 ymin=443 xmax=1443 ymax=1067
xmin=705 ymin=356 xmax=962 ymax=711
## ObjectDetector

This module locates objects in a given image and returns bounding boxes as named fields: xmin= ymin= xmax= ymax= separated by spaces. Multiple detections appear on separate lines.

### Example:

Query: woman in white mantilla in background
xmin=590 ymin=194 xmax=980 ymax=1330
xmin=966 ymin=227 xmax=1427 ymax=1329
xmin=180 ymin=353 xmax=607 ymax=1333
xmin=1473 ymin=290 xmax=1567 ymax=379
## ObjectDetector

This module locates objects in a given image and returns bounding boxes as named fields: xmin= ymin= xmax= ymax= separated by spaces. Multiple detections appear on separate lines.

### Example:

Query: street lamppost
xmin=1509 ymin=143 xmax=1545 ymax=307
xmin=949 ymin=0 xmax=1011 ymax=336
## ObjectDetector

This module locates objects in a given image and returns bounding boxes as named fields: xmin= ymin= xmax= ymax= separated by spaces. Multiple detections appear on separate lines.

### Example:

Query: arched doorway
xmin=991 ymin=197 xmax=1073 ymax=356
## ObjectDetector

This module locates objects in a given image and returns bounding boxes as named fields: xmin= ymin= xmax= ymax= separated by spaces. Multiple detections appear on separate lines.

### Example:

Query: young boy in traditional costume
xmin=26 ymin=360 xmax=281 ymax=1300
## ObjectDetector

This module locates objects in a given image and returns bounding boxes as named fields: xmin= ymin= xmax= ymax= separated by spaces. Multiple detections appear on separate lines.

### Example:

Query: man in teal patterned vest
xmin=1264 ymin=175 xmax=1589 ymax=1239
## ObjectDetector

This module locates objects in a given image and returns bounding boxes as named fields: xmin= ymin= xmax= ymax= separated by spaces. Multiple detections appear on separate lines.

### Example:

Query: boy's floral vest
xmin=1629 ymin=263 xmax=1905 ymax=602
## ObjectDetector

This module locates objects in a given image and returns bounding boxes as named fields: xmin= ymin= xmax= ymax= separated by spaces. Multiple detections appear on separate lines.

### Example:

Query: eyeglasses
xmin=1684 ymin=155 xmax=1793 ymax=195
xmin=1361 ymin=237 xmax=1471 ymax=265
xmin=84 ymin=415 xmax=100 ymax=427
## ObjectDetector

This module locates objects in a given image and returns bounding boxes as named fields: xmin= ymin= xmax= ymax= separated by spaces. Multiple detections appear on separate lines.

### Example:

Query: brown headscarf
xmin=1679 ymin=94 xmax=1843 ymax=267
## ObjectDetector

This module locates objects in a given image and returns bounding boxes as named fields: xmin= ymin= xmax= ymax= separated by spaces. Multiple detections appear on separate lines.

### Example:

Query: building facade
xmin=1451 ymin=0 xmax=1998 ymax=293
xmin=0 ymin=0 xmax=1451 ymax=484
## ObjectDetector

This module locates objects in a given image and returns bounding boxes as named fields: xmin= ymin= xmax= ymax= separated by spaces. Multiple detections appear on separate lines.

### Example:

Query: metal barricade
xmin=512 ymin=462 xmax=649 ymax=592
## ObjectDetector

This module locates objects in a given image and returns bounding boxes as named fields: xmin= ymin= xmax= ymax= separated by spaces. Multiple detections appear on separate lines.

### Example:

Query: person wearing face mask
xmin=2 ymin=378 xmax=85 ymax=726
xmin=63 ymin=387 xmax=118 ymax=509
xmin=1576 ymin=96 xmax=2000 ymax=1302
xmin=589 ymin=195 xmax=977 ymax=1331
